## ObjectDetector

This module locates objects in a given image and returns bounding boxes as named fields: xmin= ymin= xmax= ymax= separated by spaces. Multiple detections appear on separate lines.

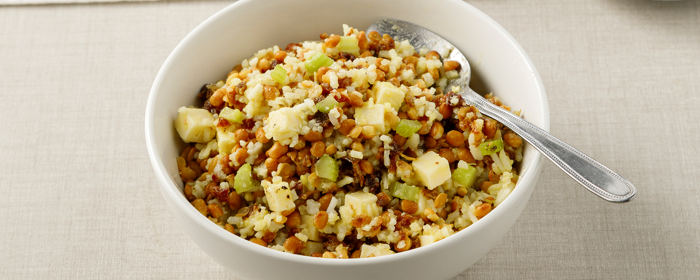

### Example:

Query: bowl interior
xmin=146 ymin=0 xmax=548 ymax=274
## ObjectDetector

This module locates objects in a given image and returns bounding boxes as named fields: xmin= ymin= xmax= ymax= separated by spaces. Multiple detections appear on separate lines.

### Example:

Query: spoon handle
xmin=463 ymin=89 xmax=637 ymax=202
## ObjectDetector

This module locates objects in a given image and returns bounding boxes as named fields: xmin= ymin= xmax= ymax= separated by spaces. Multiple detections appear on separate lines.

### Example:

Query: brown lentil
xmin=308 ymin=172 xmax=321 ymax=189
xmin=325 ymin=144 xmax=337 ymax=155
xmin=304 ymin=130 xmax=323 ymax=142
xmin=267 ymin=142 xmax=288 ymax=159
xmin=208 ymin=203 xmax=223 ymax=218
xmin=255 ymin=127 xmax=270 ymax=144
xmin=184 ymin=183 xmax=195 ymax=201
xmin=443 ymin=60 xmax=461 ymax=72
xmin=393 ymin=134 xmax=407 ymax=146
xmin=348 ymin=91 xmax=364 ymax=107
xmin=439 ymin=148 xmax=458 ymax=163
xmin=339 ymin=119 xmax=356 ymax=135
xmin=425 ymin=50 xmax=440 ymax=60
xmin=425 ymin=137 xmax=437 ymax=149
xmin=318 ymin=193 xmax=333 ymax=211
xmin=348 ymin=126 xmax=363 ymax=139
xmin=250 ymin=238 xmax=267 ymax=247
xmin=351 ymin=141 xmax=364 ymax=152
xmin=474 ymin=203 xmax=492 ymax=219
xmin=324 ymin=35 xmax=340 ymax=48
xmin=274 ymin=50 xmax=287 ymax=62
xmin=457 ymin=147 xmax=476 ymax=163
xmin=438 ymin=103 xmax=452 ymax=119
xmin=401 ymin=200 xmax=418 ymax=214
xmin=359 ymin=159 xmax=373 ymax=174
xmin=228 ymin=191 xmax=242 ymax=211
xmin=480 ymin=181 xmax=493 ymax=192
xmin=314 ymin=211 xmax=329 ymax=229
xmin=434 ymin=193 xmax=447 ymax=209
xmin=286 ymin=211 xmax=301 ymax=228
xmin=429 ymin=122 xmax=444 ymax=139
xmin=417 ymin=120 xmax=431 ymax=135
xmin=376 ymin=192 xmax=391 ymax=207
xmin=277 ymin=163 xmax=294 ymax=179
xmin=457 ymin=187 xmax=468 ymax=197
xmin=361 ymin=125 xmax=376 ymax=139
xmin=283 ymin=236 xmax=303 ymax=254
xmin=503 ymin=131 xmax=523 ymax=148
xmin=310 ymin=141 xmax=326 ymax=158
xmin=445 ymin=130 xmax=465 ymax=147
xmin=192 ymin=199 xmax=208 ymax=216
xmin=233 ymin=147 xmax=248 ymax=166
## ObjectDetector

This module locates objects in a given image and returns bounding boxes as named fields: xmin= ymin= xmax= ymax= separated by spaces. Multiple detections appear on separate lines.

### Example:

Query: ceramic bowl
xmin=146 ymin=0 xmax=549 ymax=279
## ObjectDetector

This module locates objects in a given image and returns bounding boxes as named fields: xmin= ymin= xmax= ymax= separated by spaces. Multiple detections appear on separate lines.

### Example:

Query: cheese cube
xmin=354 ymin=103 xmax=386 ymax=133
xmin=360 ymin=243 xmax=395 ymax=258
xmin=418 ymin=235 xmax=436 ymax=247
xmin=412 ymin=151 xmax=451 ymax=190
xmin=264 ymin=107 xmax=305 ymax=143
xmin=174 ymin=107 xmax=216 ymax=143
xmin=262 ymin=179 xmax=296 ymax=213
xmin=373 ymin=81 xmax=405 ymax=111
xmin=340 ymin=191 xmax=380 ymax=222
xmin=216 ymin=127 xmax=237 ymax=155
xmin=301 ymin=214 xmax=321 ymax=241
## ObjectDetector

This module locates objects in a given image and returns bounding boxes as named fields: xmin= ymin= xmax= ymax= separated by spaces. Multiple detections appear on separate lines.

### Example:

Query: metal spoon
xmin=368 ymin=19 xmax=637 ymax=203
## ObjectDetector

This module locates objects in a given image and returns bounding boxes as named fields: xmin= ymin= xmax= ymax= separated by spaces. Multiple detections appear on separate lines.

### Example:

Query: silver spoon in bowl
xmin=368 ymin=19 xmax=636 ymax=203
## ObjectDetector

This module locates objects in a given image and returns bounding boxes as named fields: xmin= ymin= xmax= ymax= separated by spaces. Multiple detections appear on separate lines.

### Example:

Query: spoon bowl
xmin=369 ymin=19 xmax=637 ymax=202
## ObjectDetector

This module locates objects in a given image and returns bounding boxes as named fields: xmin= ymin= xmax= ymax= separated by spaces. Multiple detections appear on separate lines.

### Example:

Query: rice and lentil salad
xmin=174 ymin=25 xmax=524 ymax=258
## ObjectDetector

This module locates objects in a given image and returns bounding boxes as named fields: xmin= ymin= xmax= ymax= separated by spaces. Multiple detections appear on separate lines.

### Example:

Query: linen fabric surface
xmin=0 ymin=0 xmax=156 ymax=5
xmin=0 ymin=0 xmax=698 ymax=279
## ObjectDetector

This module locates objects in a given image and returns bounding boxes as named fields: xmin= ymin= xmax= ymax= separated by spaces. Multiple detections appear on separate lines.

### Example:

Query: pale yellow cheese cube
xmin=216 ymin=127 xmax=237 ymax=155
xmin=418 ymin=235 xmax=436 ymax=247
xmin=174 ymin=107 xmax=216 ymax=143
xmin=412 ymin=151 xmax=451 ymax=190
xmin=262 ymin=180 xmax=296 ymax=213
xmin=340 ymin=191 xmax=381 ymax=222
xmin=264 ymin=107 xmax=304 ymax=142
xmin=301 ymin=214 xmax=321 ymax=241
xmin=359 ymin=243 xmax=395 ymax=258
xmin=373 ymin=81 xmax=405 ymax=111
xmin=354 ymin=103 xmax=385 ymax=133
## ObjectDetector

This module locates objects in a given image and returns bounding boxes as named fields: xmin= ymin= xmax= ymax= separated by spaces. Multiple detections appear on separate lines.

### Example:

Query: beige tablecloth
xmin=1 ymin=0 xmax=698 ymax=279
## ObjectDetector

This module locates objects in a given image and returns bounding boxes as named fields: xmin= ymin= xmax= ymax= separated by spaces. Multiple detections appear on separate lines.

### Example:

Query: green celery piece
xmin=304 ymin=52 xmax=334 ymax=74
xmin=392 ymin=183 xmax=420 ymax=202
xmin=337 ymin=36 xmax=360 ymax=56
xmin=233 ymin=163 xmax=257 ymax=193
xmin=315 ymin=154 xmax=339 ymax=181
xmin=452 ymin=166 xmax=477 ymax=188
xmin=219 ymin=107 xmax=244 ymax=124
xmin=395 ymin=119 xmax=423 ymax=138
xmin=479 ymin=139 xmax=504 ymax=156
xmin=316 ymin=95 xmax=339 ymax=113
xmin=270 ymin=65 xmax=287 ymax=84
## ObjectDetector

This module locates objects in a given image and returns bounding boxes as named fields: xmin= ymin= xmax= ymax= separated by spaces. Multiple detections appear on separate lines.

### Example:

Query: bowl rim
xmin=145 ymin=0 xmax=550 ymax=266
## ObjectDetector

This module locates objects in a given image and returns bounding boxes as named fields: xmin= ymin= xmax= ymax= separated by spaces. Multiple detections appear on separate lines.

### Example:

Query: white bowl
xmin=145 ymin=0 xmax=549 ymax=279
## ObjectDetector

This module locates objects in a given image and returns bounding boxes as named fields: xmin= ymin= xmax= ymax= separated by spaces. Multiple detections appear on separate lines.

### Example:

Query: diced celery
xmin=316 ymin=95 xmax=339 ymax=113
xmin=315 ymin=154 xmax=339 ymax=181
xmin=233 ymin=163 xmax=257 ymax=193
xmin=392 ymin=183 xmax=420 ymax=202
xmin=337 ymin=36 xmax=360 ymax=56
xmin=304 ymin=52 xmax=334 ymax=74
xmin=270 ymin=65 xmax=287 ymax=84
xmin=219 ymin=107 xmax=244 ymax=124
xmin=395 ymin=119 xmax=423 ymax=138
xmin=479 ymin=140 xmax=504 ymax=156
xmin=452 ymin=166 xmax=477 ymax=188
